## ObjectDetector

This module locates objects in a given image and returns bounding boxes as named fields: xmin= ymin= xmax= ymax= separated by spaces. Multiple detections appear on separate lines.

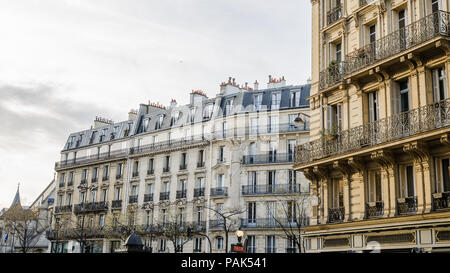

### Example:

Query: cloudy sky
xmin=0 ymin=0 xmax=311 ymax=208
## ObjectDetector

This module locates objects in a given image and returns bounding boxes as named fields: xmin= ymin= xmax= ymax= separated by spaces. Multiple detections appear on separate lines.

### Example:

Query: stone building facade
xmin=50 ymin=77 xmax=311 ymax=253
xmin=294 ymin=0 xmax=450 ymax=252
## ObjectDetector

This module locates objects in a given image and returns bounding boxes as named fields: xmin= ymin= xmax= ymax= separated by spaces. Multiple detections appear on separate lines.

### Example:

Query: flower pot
xmin=327 ymin=135 xmax=335 ymax=141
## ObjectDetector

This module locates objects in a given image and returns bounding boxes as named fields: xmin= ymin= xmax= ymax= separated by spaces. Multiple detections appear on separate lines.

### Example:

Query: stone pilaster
xmin=371 ymin=150 xmax=396 ymax=217
xmin=348 ymin=157 xmax=366 ymax=220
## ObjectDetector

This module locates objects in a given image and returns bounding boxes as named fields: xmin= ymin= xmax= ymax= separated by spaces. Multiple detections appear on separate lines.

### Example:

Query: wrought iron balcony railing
xmin=213 ymin=123 xmax=309 ymax=140
xmin=327 ymin=4 xmax=342 ymax=25
xmin=365 ymin=201 xmax=384 ymax=219
xmin=197 ymin=162 xmax=205 ymax=168
xmin=286 ymin=247 xmax=297 ymax=253
xmin=242 ymin=184 xmax=309 ymax=195
xmin=328 ymin=207 xmax=345 ymax=223
xmin=116 ymin=173 xmax=122 ymax=180
xmin=144 ymin=193 xmax=153 ymax=202
xmin=111 ymin=200 xmax=122 ymax=208
xmin=129 ymin=195 xmax=138 ymax=204
xmin=147 ymin=169 xmax=154 ymax=175
xmin=163 ymin=167 xmax=170 ymax=173
xmin=192 ymin=221 xmax=206 ymax=231
xmin=91 ymin=177 xmax=98 ymax=183
xmin=67 ymin=180 xmax=73 ymax=187
xmin=320 ymin=11 xmax=450 ymax=90
xmin=58 ymin=182 xmax=65 ymax=188
xmin=176 ymin=190 xmax=187 ymax=199
xmin=132 ymin=171 xmax=139 ymax=178
xmin=240 ymin=217 xmax=309 ymax=229
xmin=160 ymin=192 xmax=170 ymax=201
xmin=242 ymin=153 xmax=295 ymax=165
xmin=359 ymin=0 xmax=368 ymax=7
xmin=129 ymin=135 xmax=208 ymax=155
xmin=74 ymin=202 xmax=108 ymax=214
xmin=209 ymin=220 xmax=225 ymax=230
xmin=56 ymin=149 xmax=128 ymax=169
xmin=194 ymin=188 xmax=205 ymax=197
xmin=397 ymin=196 xmax=418 ymax=215
xmin=179 ymin=164 xmax=187 ymax=170
xmin=102 ymin=175 xmax=109 ymax=181
xmin=295 ymin=98 xmax=450 ymax=165
xmin=55 ymin=205 xmax=73 ymax=214
xmin=210 ymin=187 xmax=228 ymax=197
xmin=432 ymin=191 xmax=450 ymax=211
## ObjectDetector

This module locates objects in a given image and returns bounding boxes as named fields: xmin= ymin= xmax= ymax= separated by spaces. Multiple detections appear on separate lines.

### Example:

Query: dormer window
xmin=124 ymin=123 xmax=132 ymax=137
xmin=76 ymin=134 xmax=83 ymax=147
xmin=254 ymin=94 xmax=263 ymax=111
xmin=290 ymin=90 xmax=301 ymax=107
xmin=90 ymin=131 xmax=97 ymax=144
xmin=224 ymin=98 xmax=234 ymax=116
xmin=189 ymin=108 xmax=196 ymax=123
xmin=271 ymin=92 xmax=281 ymax=110
xmin=170 ymin=111 xmax=181 ymax=126
xmin=142 ymin=118 xmax=150 ymax=132
xmin=203 ymin=104 xmax=213 ymax=119
xmin=99 ymin=128 xmax=108 ymax=142
xmin=155 ymin=115 xmax=164 ymax=130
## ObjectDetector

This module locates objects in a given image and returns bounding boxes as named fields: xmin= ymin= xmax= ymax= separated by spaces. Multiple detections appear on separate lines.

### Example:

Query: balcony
xmin=242 ymin=153 xmax=295 ymax=165
xmin=209 ymin=220 xmax=225 ymax=230
xmin=129 ymin=136 xmax=209 ymax=155
xmin=67 ymin=180 xmax=73 ymax=187
xmin=58 ymin=182 xmax=65 ymax=188
xmin=213 ymin=123 xmax=309 ymax=140
xmin=160 ymin=192 xmax=170 ymax=201
xmin=326 ymin=4 xmax=342 ymax=26
xmin=147 ymin=169 xmax=154 ymax=175
xmin=74 ymin=202 xmax=108 ymax=214
xmin=210 ymin=187 xmax=228 ymax=197
xmin=194 ymin=188 xmax=205 ymax=197
xmin=433 ymin=191 xmax=450 ymax=211
xmin=132 ymin=171 xmax=139 ymax=178
xmin=365 ymin=202 xmax=384 ymax=219
xmin=55 ymin=205 xmax=73 ymax=214
xmin=240 ymin=218 xmax=309 ymax=229
xmin=320 ymin=11 xmax=450 ymax=90
xmin=328 ymin=207 xmax=345 ymax=224
xmin=129 ymin=195 xmax=138 ymax=204
xmin=80 ymin=178 xmax=87 ymax=184
xmin=295 ymin=98 xmax=450 ymax=166
xmin=397 ymin=196 xmax=418 ymax=215
xmin=163 ymin=167 xmax=170 ymax=173
xmin=102 ymin=175 xmax=109 ymax=181
xmin=55 ymin=149 xmax=128 ymax=169
xmin=197 ymin=162 xmax=205 ymax=168
xmin=176 ymin=190 xmax=187 ymax=199
xmin=192 ymin=221 xmax=206 ymax=231
xmin=242 ymin=184 xmax=309 ymax=196
xmin=179 ymin=164 xmax=187 ymax=171
xmin=116 ymin=173 xmax=123 ymax=180
xmin=144 ymin=193 xmax=153 ymax=202
xmin=111 ymin=200 xmax=122 ymax=209
xmin=91 ymin=177 xmax=98 ymax=183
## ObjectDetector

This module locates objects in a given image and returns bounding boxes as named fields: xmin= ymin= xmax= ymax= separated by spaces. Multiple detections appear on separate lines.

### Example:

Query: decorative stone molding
xmin=141 ymin=202 xmax=154 ymax=211
xmin=403 ymin=141 xmax=430 ymax=163
xmin=333 ymin=160 xmax=353 ymax=181
xmin=440 ymin=133 xmax=450 ymax=146
xmin=371 ymin=150 xmax=395 ymax=172
xmin=348 ymin=157 xmax=365 ymax=176
xmin=313 ymin=166 xmax=328 ymax=181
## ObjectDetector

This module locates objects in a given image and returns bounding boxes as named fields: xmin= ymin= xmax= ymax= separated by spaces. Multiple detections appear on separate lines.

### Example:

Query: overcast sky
xmin=0 ymin=0 xmax=311 ymax=208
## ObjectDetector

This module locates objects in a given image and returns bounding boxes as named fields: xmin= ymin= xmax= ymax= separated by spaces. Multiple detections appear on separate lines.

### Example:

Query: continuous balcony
xmin=129 ymin=136 xmax=209 ymax=156
xmin=295 ymin=98 xmax=450 ymax=166
xmin=241 ymin=184 xmax=309 ymax=196
xmin=240 ymin=218 xmax=310 ymax=229
xmin=213 ymin=123 xmax=309 ymax=140
xmin=55 ymin=149 xmax=128 ymax=169
xmin=55 ymin=205 xmax=73 ymax=214
xmin=210 ymin=187 xmax=228 ymax=197
xmin=242 ymin=153 xmax=294 ymax=165
xmin=208 ymin=220 xmax=225 ymax=230
xmin=328 ymin=207 xmax=345 ymax=224
xmin=365 ymin=202 xmax=384 ymax=219
xmin=397 ymin=196 xmax=418 ymax=215
xmin=432 ymin=191 xmax=450 ymax=211
xmin=319 ymin=11 xmax=450 ymax=90
xmin=74 ymin=202 xmax=108 ymax=214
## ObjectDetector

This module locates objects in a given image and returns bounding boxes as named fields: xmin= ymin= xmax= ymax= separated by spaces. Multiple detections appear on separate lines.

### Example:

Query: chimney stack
xmin=254 ymin=80 xmax=259 ymax=90
xmin=170 ymin=99 xmax=177 ymax=108
xmin=128 ymin=109 xmax=138 ymax=120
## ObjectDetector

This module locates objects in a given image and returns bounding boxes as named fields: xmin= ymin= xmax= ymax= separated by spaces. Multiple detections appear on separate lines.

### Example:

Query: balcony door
xmin=248 ymin=171 xmax=257 ymax=193
xmin=393 ymin=80 xmax=411 ymax=136
xmin=398 ymin=9 xmax=407 ymax=50
xmin=269 ymin=141 xmax=277 ymax=162
xmin=331 ymin=178 xmax=344 ymax=208
xmin=368 ymin=170 xmax=382 ymax=203
xmin=268 ymin=171 xmax=276 ymax=193
xmin=249 ymin=142 xmax=256 ymax=163
xmin=266 ymin=202 xmax=275 ymax=226
xmin=287 ymin=140 xmax=296 ymax=161
xmin=248 ymin=202 xmax=256 ymax=225
xmin=399 ymin=165 xmax=415 ymax=198
xmin=326 ymin=103 xmax=342 ymax=134
xmin=438 ymin=157 xmax=450 ymax=192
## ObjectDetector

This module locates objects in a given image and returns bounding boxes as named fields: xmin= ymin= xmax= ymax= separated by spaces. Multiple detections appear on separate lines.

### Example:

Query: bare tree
xmin=271 ymin=194 xmax=309 ymax=253
xmin=2 ymin=205 xmax=47 ymax=253
xmin=206 ymin=205 xmax=246 ymax=253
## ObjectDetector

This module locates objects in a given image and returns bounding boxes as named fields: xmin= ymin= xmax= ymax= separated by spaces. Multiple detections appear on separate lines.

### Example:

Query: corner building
xmin=50 ymin=76 xmax=311 ymax=253
xmin=294 ymin=0 xmax=450 ymax=253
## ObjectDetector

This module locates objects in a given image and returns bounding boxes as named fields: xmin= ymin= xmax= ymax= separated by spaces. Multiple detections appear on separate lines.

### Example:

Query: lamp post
xmin=76 ymin=184 xmax=97 ymax=253
xmin=231 ymin=230 xmax=245 ymax=253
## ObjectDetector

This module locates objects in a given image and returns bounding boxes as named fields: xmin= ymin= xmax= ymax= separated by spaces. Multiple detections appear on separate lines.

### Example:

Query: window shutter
xmin=326 ymin=105 xmax=332 ymax=131
xmin=337 ymin=104 xmax=343 ymax=131
xmin=369 ymin=93 xmax=374 ymax=122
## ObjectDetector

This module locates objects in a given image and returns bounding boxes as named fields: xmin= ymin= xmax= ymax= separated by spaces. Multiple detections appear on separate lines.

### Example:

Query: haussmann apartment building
xmin=294 ymin=0 xmax=450 ymax=253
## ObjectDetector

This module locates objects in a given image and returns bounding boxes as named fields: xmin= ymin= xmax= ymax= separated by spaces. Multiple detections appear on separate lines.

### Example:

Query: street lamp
xmin=294 ymin=112 xmax=310 ymax=124
xmin=235 ymin=230 xmax=244 ymax=244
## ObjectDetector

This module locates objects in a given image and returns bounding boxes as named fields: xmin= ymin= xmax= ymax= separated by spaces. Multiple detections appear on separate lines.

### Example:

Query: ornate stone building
xmin=50 ymin=76 xmax=311 ymax=253
xmin=294 ymin=0 xmax=450 ymax=252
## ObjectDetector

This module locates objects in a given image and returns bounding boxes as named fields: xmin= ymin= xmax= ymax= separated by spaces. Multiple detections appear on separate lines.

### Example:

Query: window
xmin=203 ymin=104 xmax=213 ymax=119
xmin=326 ymin=103 xmax=342 ymax=134
xmin=161 ymin=209 xmax=167 ymax=226
xmin=148 ymin=158 xmax=154 ymax=174
xmin=58 ymin=194 xmax=63 ymax=207
xmin=249 ymin=142 xmax=256 ymax=162
xmin=80 ymin=191 xmax=86 ymax=203
xmin=287 ymin=200 xmax=297 ymax=222
xmin=222 ymin=121 xmax=227 ymax=138
xmin=147 ymin=184 xmax=154 ymax=194
xmin=266 ymin=236 xmax=276 ymax=253
xmin=115 ymin=187 xmax=121 ymax=200
xmin=438 ymin=157 xmax=450 ymax=192
xmin=254 ymin=94 xmax=263 ymax=110
xmin=90 ymin=190 xmax=96 ymax=203
xmin=82 ymin=169 xmax=88 ymax=182
xmin=335 ymin=42 xmax=342 ymax=62
xmin=331 ymin=178 xmax=344 ymax=208
xmin=197 ymin=177 xmax=204 ymax=189
xmin=286 ymin=237 xmax=296 ymax=253
xmin=117 ymin=163 xmax=123 ymax=177
xmin=268 ymin=171 xmax=276 ymax=192
xmin=290 ymin=90 xmax=301 ymax=107
xmin=368 ymin=171 xmax=382 ymax=202
xmin=59 ymin=173 xmax=66 ymax=187
xmin=196 ymin=206 xmax=203 ymax=223
xmin=225 ymin=98 xmax=234 ymax=115
xmin=250 ymin=117 xmax=258 ymax=134
xmin=155 ymin=115 xmax=164 ymax=130
xmin=142 ymin=118 xmax=150 ymax=132
xmin=217 ymin=174 xmax=224 ymax=188
xmin=180 ymin=153 xmax=187 ymax=169
xmin=247 ymin=236 xmax=256 ymax=253
xmin=99 ymin=215 xmax=105 ymax=228
xmin=216 ymin=236 xmax=224 ymax=249
xmin=163 ymin=182 xmax=169 ymax=193
xmin=271 ymin=92 xmax=281 ymax=110
xmin=198 ymin=150 xmax=204 ymax=166
xmin=368 ymin=91 xmax=379 ymax=122
xmin=399 ymin=165 xmax=415 ymax=198
xmin=219 ymin=146 xmax=225 ymax=162
xmin=368 ymin=24 xmax=376 ymax=44
xmin=398 ymin=80 xmax=410 ymax=113
xmin=269 ymin=116 xmax=279 ymax=133
xmin=164 ymin=156 xmax=170 ymax=171
xmin=177 ymin=208 xmax=185 ymax=225
xmin=159 ymin=239 xmax=166 ymax=252
xmin=103 ymin=165 xmax=109 ymax=180
xmin=431 ymin=0 xmax=440 ymax=13
xmin=189 ymin=107 xmax=196 ymax=123
xmin=287 ymin=140 xmax=296 ymax=161
xmin=269 ymin=141 xmax=277 ymax=162
xmin=248 ymin=171 xmax=257 ymax=192
xmin=66 ymin=193 xmax=72 ymax=206
xmin=101 ymin=189 xmax=107 ymax=202
xmin=90 ymin=131 xmax=97 ymax=144
xmin=171 ymin=111 xmax=180 ymax=126
xmin=248 ymin=202 xmax=256 ymax=224
xmin=432 ymin=67 xmax=447 ymax=102
xmin=288 ymin=170 xmax=297 ymax=186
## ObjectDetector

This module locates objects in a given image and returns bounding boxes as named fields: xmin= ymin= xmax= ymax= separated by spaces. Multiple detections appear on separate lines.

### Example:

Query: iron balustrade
xmin=433 ymin=191 xmax=450 ymax=211
xmin=129 ymin=135 xmax=208 ymax=155
xmin=192 ymin=221 xmax=206 ymax=231
xmin=102 ymin=175 xmax=109 ymax=181
xmin=197 ymin=162 xmax=205 ymax=168
xmin=176 ymin=190 xmax=187 ymax=199
xmin=213 ymin=123 xmax=309 ymax=140
xmin=116 ymin=174 xmax=122 ymax=179
xmin=160 ymin=192 xmax=170 ymax=201
xmin=55 ymin=205 xmax=73 ymax=213
xmin=147 ymin=169 xmax=154 ymax=175
xmin=242 ymin=153 xmax=295 ymax=165
xmin=328 ymin=207 xmax=345 ymax=223
xmin=111 ymin=200 xmax=122 ymax=208
xmin=320 ymin=11 xmax=450 ymax=90
xmin=163 ymin=167 xmax=170 ymax=173
xmin=295 ymin=98 xmax=450 ymax=165
xmin=240 ymin=217 xmax=309 ymax=229
xmin=241 ymin=184 xmax=308 ymax=195
xmin=210 ymin=187 xmax=228 ymax=197
xmin=144 ymin=193 xmax=153 ymax=202
xmin=74 ymin=202 xmax=108 ymax=214
xmin=209 ymin=220 xmax=225 ymax=230
xmin=194 ymin=188 xmax=205 ymax=197
xmin=365 ymin=202 xmax=384 ymax=218
xmin=397 ymin=196 xmax=418 ymax=215
xmin=129 ymin=195 xmax=138 ymax=204
xmin=132 ymin=171 xmax=139 ymax=178
xmin=179 ymin=164 xmax=187 ymax=170
xmin=68 ymin=180 xmax=73 ymax=187
xmin=327 ymin=4 xmax=342 ymax=25
xmin=286 ymin=247 xmax=297 ymax=253
xmin=91 ymin=178 xmax=98 ymax=183
xmin=56 ymin=149 xmax=128 ymax=169
xmin=80 ymin=179 xmax=87 ymax=184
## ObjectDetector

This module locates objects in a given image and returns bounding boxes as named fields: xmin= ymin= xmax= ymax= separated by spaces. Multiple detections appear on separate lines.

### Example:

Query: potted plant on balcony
xmin=320 ymin=125 xmax=339 ymax=140
xmin=327 ymin=60 xmax=339 ymax=74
